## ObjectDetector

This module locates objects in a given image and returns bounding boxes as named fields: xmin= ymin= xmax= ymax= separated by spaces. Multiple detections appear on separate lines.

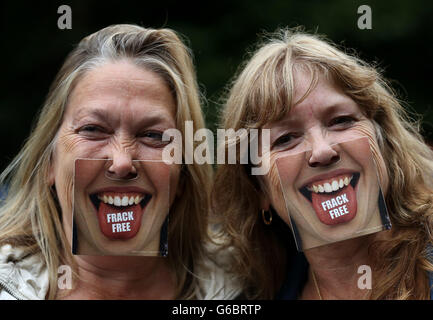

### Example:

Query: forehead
xmin=66 ymin=61 xmax=175 ymax=118
xmin=263 ymin=68 xmax=357 ymax=128
xmin=291 ymin=68 xmax=355 ymax=114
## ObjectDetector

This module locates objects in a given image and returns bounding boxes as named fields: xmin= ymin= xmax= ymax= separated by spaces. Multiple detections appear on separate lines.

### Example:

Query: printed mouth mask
xmin=275 ymin=137 xmax=391 ymax=251
xmin=300 ymin=172 xmax=359 ymax=226
xmin=72 ymin=159 xmax=172 ymax=256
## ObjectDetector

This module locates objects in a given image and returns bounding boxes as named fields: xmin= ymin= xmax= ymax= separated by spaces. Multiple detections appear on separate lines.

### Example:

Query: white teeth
xmin=98 ymin=194 xmax=145 ymax=206
xmin=121 ymin=196 xmax=129 ymax=206
xmin=331 ymin=180 xmax=339 ymax=191
xmin=308 ymin=175 xmax=354 ymax=194
xmin=344 ymin=177 xmax=349 ymax=186
xmin=324 ymin=183 xmax=332 ymax=193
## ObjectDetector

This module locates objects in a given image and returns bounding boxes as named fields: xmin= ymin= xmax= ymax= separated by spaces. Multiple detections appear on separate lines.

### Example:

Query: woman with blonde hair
xmin=213 ymin=27 xmax=433 ymax=299
xmin=0 ymin=24 xmax=238 ymax=299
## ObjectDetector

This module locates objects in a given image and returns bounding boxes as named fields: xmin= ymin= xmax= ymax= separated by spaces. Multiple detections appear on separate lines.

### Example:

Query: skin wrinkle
xmin=345 ymin=121 xmax=389 ymax=193
xmin=267 ymin=100 xmax=387 ymax=191
xmin=216 ymin=30 xmax=433 ymax=300
xmin=0 ymin=26 xmax=215 ymax=300
xmin=60 ymin=124 xmax=141 ymax=163
xmin=57 ymin=131 xmax=141 ymax=177
xmin=56 ymin=65 xmax=176 ymax=161
xmin=260 ymin=68 xmax=390 ymax=298
xmin=48 ymin=60 xmax=180 ymax=298
xmin=260 ymin=70 xmax=386 ymax=205
xmin=57 ymin=131 xmax=93 ymax=154
xmin=52 ymin=132 xmax=76 ymax=214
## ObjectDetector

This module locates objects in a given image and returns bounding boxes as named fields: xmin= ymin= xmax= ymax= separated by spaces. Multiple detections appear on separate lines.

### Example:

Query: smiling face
xmin=261 ymin=68 xmax=389 ymax=249
xmin=73 ymin=159 xmax=173 ymax=255
xmin=51 ymin=60 xmax=180 ymax=255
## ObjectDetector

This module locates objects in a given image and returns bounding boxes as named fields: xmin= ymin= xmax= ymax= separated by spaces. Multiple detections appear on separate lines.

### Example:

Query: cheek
xmin=351 ymin=122 xmax=389 ymax=194
xmin=146 ymin=164 xmax=178 ymax=205
xmin=74 ymin=160 xmax=106 ymax=191
xmin=52 ymin=156 xmax=74 ymax=214
xmin=52 ymin=133 xmax=85 ymax=212
xmin=57 ymin=128 xmax=88 ymax=154
xmin=169 ymin=165 xmax=181 ymax=205
xmin=267 ymin=161 xmax=283 ymax=195
xmin=56 ymin=124 xmax=112 ymax=159
xmin=137 ymin=146 xmax=166 ymax=160
xmin=267 ymin=151 xmax=304 ymax=192
xmin=262 ymin=154 xmax=299 ymax=215
xmin=371 ymin=149 xmax=389 ymax=195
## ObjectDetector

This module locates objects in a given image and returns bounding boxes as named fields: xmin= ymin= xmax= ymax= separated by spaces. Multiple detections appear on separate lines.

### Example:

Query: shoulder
xmin=194 ymin=230 xmax=243 ymax=300
xmin=0 ymin=244 xmax=48 ymax=300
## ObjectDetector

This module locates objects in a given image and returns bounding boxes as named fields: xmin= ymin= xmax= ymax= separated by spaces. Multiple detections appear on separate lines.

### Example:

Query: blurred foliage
xmin=1 ymin=0 xmax=432 ymax=170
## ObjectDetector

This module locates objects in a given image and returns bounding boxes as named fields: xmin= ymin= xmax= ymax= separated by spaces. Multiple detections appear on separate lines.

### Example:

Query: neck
xmin=302 ymin=235 xmax=374 ymax=300
xmin=58 ymin=255 xmax=175 ymax=299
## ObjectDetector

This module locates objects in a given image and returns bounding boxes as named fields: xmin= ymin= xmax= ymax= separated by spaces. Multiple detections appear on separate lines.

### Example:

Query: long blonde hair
xmin=0 ymin=24 xmax=213 ymax=299
xmin=213 ymin=27 xmax=433 ymax=299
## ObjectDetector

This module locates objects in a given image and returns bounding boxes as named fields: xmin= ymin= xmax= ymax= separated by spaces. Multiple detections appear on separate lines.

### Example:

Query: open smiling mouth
xmin=299 ymin=172 xmax=360 ymax=225
xmin=89 ymin=192 xmax=152 ymax=240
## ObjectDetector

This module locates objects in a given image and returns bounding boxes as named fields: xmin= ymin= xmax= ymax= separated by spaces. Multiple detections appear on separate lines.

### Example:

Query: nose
xmin=106 ymin=148 xmax=138 ymax=180
xmin=307 ymin=131 xmax=340 ymax=168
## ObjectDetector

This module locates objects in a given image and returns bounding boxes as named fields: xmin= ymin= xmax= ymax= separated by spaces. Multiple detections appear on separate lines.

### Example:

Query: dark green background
xmin=1 ymin=0 xmax=432 ymax=171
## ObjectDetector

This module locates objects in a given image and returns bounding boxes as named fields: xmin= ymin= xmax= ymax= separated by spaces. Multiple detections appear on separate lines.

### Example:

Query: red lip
xmin=90 ymin=186 xmax=150 ymax=195
xmin=300 ymin=169 xmax=357 ymax=189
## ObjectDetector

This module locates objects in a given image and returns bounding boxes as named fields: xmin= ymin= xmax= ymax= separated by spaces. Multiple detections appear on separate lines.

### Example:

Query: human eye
xmin=328 ymin=115 xmax=357 ymax=128
xmin=272 ymin=132 xmax=300 ymax=150
xmin=77 ymin=125 xmax=109 ymax=138
xmin=138 ymin=130 xmax=170 ymax=148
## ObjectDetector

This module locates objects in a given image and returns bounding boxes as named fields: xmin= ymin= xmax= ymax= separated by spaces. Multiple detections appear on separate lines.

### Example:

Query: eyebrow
xmin=71 ymin=107 xmax=109 ymax=126
xmin=317 ymin=103 xmax=357 ymax=116
xmin=72 ymin=106 xmax=175 ymax=128
xmin=134 ymin=112 xmax=175 ymax=128
xmin=270 ymin=101 xmax=359 ymax=130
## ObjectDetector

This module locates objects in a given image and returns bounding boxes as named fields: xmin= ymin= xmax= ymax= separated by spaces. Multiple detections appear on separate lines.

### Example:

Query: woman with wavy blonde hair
xmin=0 ymin=24 xmax=237 ymax=300
xmin=213 ymin=27 xmax=433 ymax=299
